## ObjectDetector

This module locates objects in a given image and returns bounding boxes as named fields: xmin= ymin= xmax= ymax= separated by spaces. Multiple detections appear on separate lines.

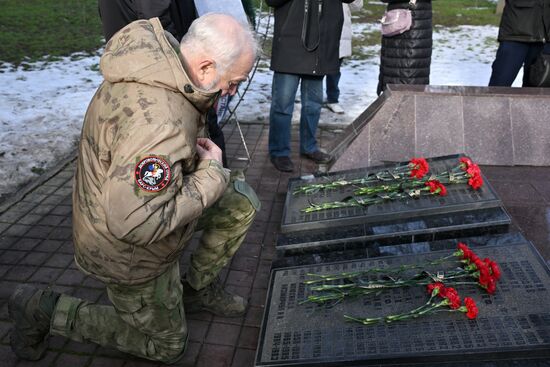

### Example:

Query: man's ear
xmin=197 ymin=59 xmax=216 ymax=81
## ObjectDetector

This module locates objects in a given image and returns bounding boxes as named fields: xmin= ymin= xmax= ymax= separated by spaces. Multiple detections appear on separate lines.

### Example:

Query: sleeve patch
xmin=134 ymin=156 xmax=172 ymax=192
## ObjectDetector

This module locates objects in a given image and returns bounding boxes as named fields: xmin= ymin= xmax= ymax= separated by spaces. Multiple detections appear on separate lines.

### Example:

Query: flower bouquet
xmin=302 ymin=242 xmax=499 ymax=324
xmin=295 ymin=156 xmax=484 ymax=213
xmin=344 ymin=283 xmax=479 ymax=325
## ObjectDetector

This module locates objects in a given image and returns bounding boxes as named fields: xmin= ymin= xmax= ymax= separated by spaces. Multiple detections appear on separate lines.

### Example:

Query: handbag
xmin=381 ymin=0 xmax=417 ymax=37
xmin=527 ymin=52 xmax=550 ymax=87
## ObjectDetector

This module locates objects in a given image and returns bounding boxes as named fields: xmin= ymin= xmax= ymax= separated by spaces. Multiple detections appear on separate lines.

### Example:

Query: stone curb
xmin=0 ymin=149 xmax=78 ymax=214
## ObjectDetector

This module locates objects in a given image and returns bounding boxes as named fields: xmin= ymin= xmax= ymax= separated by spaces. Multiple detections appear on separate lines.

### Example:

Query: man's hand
xmin=196 ymin=138 xmax=223 ymax=164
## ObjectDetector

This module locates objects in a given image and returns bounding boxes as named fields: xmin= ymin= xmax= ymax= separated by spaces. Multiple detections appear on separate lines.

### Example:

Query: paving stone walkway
xmin=0 ymin=122 xmax=548 ymax=366
xmin=0 ymin=123 xmax=337 ymax=367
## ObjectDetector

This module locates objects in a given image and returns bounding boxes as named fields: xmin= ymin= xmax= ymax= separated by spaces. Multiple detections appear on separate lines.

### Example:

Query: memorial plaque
xmin=281 ymin=155 xmax=501 ymax=233
xmin=277 ymin=206 xmax=511 ymax=257
xmin=256 ymin=236 xmax=550 ymax=366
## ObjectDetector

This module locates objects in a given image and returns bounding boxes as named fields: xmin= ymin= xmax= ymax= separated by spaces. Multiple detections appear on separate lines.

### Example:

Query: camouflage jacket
xmin=73 ymin=18 xmax=229 ymax=285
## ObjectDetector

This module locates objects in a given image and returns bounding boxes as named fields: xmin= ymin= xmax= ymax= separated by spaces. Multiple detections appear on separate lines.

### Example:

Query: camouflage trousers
xmin=188 ymin=172 xmax=260 ymax=290
xmin=50 ymin=176 xmax=259 ymax=363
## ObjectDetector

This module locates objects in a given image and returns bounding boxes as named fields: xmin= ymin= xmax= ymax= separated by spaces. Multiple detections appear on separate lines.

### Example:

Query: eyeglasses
xmin=228 ymin=76 xmax=250 ymax=89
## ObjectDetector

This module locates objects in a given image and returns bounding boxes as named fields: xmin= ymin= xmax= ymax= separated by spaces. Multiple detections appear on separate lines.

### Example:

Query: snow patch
xmin=0 ymin=23 xmax=523 ymax=198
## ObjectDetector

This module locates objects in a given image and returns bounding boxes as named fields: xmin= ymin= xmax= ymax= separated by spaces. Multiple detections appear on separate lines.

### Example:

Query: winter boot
xmin=9 ymin=284 xmax=60 ymax=360
xmin=182 ymin=277 xmax=247 ymax=317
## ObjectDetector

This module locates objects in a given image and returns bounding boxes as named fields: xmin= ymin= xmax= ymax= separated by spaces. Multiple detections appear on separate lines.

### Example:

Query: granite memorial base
xmin=276 ymin=206 xmax=510 ymax=259
xmin=256 ymin=234 xmax=550 ymax=366
xmin=282 ymin=155 xmax=501 ymax=233
xmin=328 ymin=85 xmax=550 ymax=171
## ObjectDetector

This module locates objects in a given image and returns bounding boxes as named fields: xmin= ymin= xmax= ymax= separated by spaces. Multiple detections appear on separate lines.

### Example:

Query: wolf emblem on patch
xmin=135 ymin=156 xmax=171 ymax=192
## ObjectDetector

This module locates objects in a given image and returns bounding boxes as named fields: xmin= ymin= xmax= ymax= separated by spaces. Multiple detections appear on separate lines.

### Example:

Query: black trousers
xmin=207 ymin=108 xmax=227 ymax=168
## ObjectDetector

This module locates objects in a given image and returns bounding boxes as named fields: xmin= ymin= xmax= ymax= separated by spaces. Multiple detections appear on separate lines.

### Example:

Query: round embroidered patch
xmin=134 ymin=156 xmax=171 ymax=192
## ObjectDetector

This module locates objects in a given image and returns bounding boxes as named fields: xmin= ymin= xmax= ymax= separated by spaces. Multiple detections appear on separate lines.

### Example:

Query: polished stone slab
xmin=369 ymin=94 xmax=416 ymax=164
xmin=257 ymin=234 xmax=550 ymax=366
xmin=282 ymin=155 xmax=501 ymax=233
xmin=416 ymin=95 xmax=464 ymax=158
xmin=463 ymin=96 xmax=513 ymax=165
xmin=329 ymin=85 xmax=550 ymax=170
xmin=276 ymin=206 xmax=510 ymax=258
xmin=273 ymin=231 xmax=526 ymax=270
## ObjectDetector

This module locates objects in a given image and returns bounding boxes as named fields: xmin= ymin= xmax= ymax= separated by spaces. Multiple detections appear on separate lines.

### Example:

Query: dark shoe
xmin=182 ymin=277 xmax=247 ymax=317
xmin=270 ymin=156 xmax=294 ymax=172
xmin=301 ymin=150 xmax=333 ymax=164
xmin=9 ymin=285 xmax=60 ymax=360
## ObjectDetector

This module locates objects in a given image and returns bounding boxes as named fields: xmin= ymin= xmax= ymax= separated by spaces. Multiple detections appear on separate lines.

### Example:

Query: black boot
xmin=9 ymin=284 xmax=60 ymax=360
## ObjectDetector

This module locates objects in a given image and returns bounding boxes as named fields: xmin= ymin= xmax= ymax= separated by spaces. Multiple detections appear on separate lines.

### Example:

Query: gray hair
xmin=180 ymin=13 xmax=259 ymax=74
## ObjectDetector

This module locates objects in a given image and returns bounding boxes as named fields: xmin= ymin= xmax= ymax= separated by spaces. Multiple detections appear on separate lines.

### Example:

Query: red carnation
xmin=471 ymin=258 xmax=499 ymax=294
xmin=474 ymin=258 xmax=486 ymax=271
xmin=468 ymin=171 xmax=484 ymax=190
xmin=440 ymin=286 xmax=461 ymax=309
xmin=440 ymin=286 xmax=458 ymax=299
xmin=425 ymin=180 xmax=447 ymax=196
xmin=485 ymin=277 xmax=497 ymax=294
xmin=459 ymin=157 xmax=484 ymax=190
xmin=475 ymin=260 xmax=490 ymax=283
xmin=456 ymin=242 xmax=472 ymax=260
xmin=463 ymin=297 xmax=478 ymax=319
xmin=409 ymin=157 xmax=430 ymax=179
xmin=489 ymin=260 xmax=501 ymax=280
xmin=478 ymin=271 xmax=491 ymax=288
xmin=465 ymin=163 xmax=481 ymax=177
xmin=459 ymin=157 xmax=474 ymax=169
xmin=438 ymin=182 xmax=447 ymax=196
xmin=427 ymin=282 xmax=445 ymax=295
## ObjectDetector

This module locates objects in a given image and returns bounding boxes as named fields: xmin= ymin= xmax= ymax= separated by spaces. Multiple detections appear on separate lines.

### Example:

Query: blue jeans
xmin=269 ymin=72 xmax=323 ymax=157
xmin=489 ymin=41 xmax=544 ymax=87
xmin=325 ymin=58 xmax=343 ymax=103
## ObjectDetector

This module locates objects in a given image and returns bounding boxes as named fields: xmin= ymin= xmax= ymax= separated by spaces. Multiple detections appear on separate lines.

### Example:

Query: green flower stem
xmin=293 ymin=165 xmax=413 ymax=195
xmin=354 ymin=182 xmax=403 ymax=196
xmin=293 ymin=163 xmax=470 ymax=196
xmin=301 ymin=187 xmax=435 ymax=213
xmin=302 ymin=269 xmax=478 ymax=305
xmin=344 ymin=315 xmax=382 ymax=325
xmin=353 ymin=179 xmax=427 ymax=196
xmin=304 ymin=254 xmax=458 ymax=284
xmin=301 ymin=198 xmax=365 ymax=213
xmin=344 ymin=300 xmax=448 ymax=325
xmin=298 ymin=163 xmax=478 ymax=213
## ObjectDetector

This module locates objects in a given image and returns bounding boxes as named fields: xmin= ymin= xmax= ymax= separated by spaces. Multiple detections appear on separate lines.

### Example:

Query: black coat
xmin=267 ymin=0 xmax=353 ymax=76
xmin=99 ymin=0 xmax=257 ymax=42
xmin=377 ymin=0 xmax=432 ymax=95
xmin=498 ymin=0 xmax=550 ymax=43
xmin=98 ymin=0 xmax=179 ymax=41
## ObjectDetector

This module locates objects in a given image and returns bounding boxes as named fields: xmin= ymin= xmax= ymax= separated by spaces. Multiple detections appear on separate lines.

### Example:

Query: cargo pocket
xmin=107 ymin=286 xmax=145 ymax=315
xmin=155 ymin=276 xmax=185 ymax=333
xmin=233 ymin=179 xmax=261 ymax=211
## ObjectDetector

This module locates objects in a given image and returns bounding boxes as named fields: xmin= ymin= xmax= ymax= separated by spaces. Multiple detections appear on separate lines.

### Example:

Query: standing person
xmin=325 ymin=0 xmax=363 ymax=114
xmin=9 ymin=14 xmax=260 ymax=363
xmin=267 ymin=0 xmax=354 ymax=173
xmin=377 ymin=0 xmax=433 ymax=95
xmin=488 ymin=0 xmax=550 ymax=87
